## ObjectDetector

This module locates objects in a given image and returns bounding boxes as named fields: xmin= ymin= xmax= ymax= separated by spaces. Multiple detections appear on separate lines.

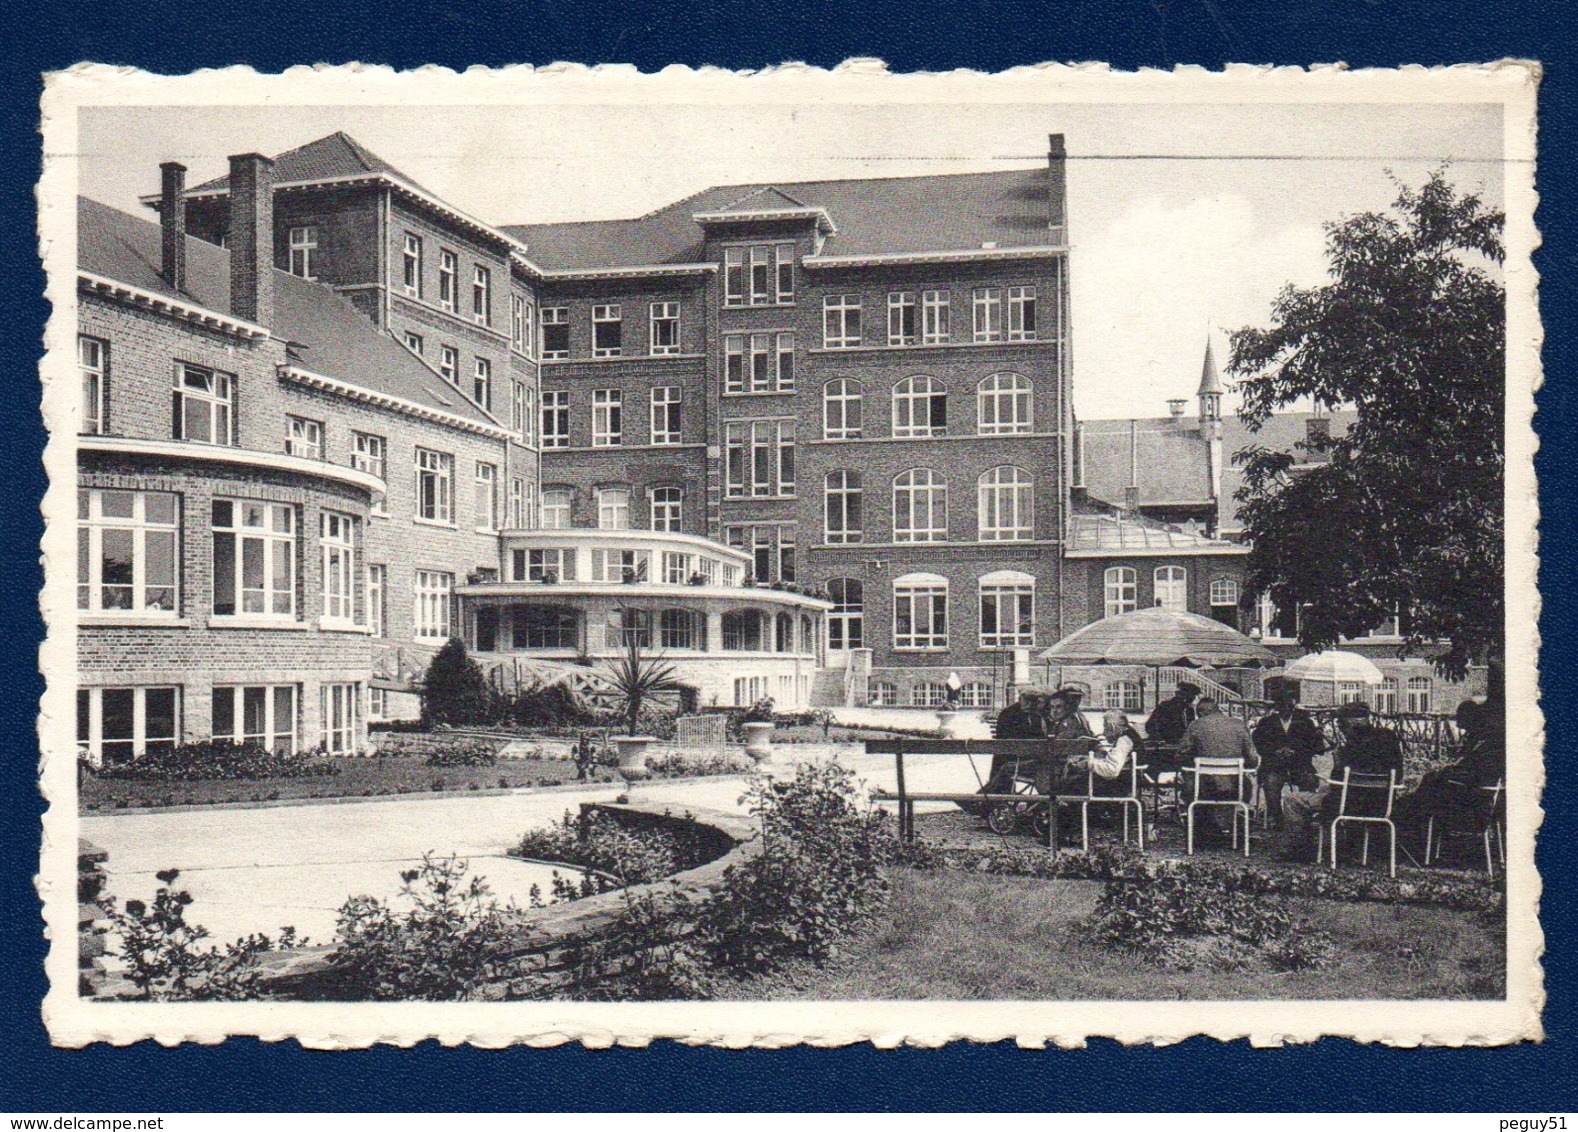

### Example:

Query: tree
xmin=1228 ymin=172 xmax=1504 ymax=678
xmin=602 ymin=612 xmax=688 ymax=735
xmin=421 ymin=638 xmax=494 ymax=727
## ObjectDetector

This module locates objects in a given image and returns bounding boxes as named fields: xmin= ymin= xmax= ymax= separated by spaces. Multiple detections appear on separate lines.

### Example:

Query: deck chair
xmin=1183 ymin=757 xmax=1252 ymax=858
xmin=1317 ymin=768 xmax=1401 ymax=879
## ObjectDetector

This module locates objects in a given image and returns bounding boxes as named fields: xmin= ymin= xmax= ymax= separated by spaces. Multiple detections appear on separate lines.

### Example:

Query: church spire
xmin=1198 ymin=336 xmax=1223 ymax=421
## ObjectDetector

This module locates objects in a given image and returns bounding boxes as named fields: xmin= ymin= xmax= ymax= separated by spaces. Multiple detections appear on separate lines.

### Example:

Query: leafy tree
xmin=1228 ymin=173 xmax=1504 ymax=677
xmin=602 ymin=613 xmax=688 ymax=735
xmin=421 ymin=638 xmax=494 ymax=727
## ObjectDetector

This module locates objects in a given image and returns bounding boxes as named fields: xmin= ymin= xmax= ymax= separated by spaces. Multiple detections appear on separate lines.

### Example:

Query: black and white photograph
xmin=37 ymin=63 xmax=1541 ymax=1046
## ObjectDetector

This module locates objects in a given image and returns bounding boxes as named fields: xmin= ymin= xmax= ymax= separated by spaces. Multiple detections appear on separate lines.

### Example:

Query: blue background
xmin=2 ymin=0 xmax=1571 ymax=1112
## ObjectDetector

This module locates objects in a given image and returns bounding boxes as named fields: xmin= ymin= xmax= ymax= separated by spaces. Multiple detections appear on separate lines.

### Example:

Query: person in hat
xmin=1146 ymin=681 xmax=1200 ymax=747
xmin=970 ymin=685 xmax=1051 ymax=810
xmin=1047 ymin=684 xmax=1095 ymax=741
xmin=1251 ymin=676 xmax=1327 ymax=831
xmin=1281 ymin=701 xmax=1404 ymax=859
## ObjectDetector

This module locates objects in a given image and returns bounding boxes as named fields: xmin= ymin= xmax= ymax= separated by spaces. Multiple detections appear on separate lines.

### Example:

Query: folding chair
xmin=1138 ymin=741 xmax=1183 ymax=834
xmin=1318 ymin=768 xmax=1401 ymax=879
xmin=1071 ymin=752 xmax=1147 ymax=852
xmin=1423 ymin=778 xmax=1505 ymax=876
xmin=1183 ymin=757 xmax=1252 ymax=857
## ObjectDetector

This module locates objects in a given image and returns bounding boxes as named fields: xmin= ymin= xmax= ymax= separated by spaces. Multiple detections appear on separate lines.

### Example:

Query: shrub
xmin=559 ymin=885 xmax=715 ymax=1001
xmin=421 ymin=639 xmax=496 ymax=728
xmin=513 ymin=808 xmax=717 ymax=888
xmin=644 ymin=751 xmax=754 ymax=779
xmin=507 ymin=682 xmax=599 ymax=730
xmin=90 ymin=740 xmax=340 ymax=783
xmin=424 ymin=740 xmax=500 ymax=767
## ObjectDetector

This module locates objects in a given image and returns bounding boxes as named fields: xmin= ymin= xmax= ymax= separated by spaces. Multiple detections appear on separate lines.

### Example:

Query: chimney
xmin=1124 ymin=486 xmax=1140 ymax=513
xmin=1167 ymin=398 xmax=1187 ymax=424
xmin=1047 ymin=133 xmax=1067 ymax=244
xmin=227 ymin=153 xmax=275 ymax=324
xmin=158 ymin=162 xmax=187 ymax=293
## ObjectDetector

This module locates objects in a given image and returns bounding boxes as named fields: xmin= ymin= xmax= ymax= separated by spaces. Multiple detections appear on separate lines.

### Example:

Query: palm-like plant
xmin=603 ymin=613 xmax=688 ymax=735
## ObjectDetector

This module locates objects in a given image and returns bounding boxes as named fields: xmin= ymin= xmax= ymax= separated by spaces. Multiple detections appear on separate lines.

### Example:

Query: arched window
xmin=775 ymin=611 xmax=794 ymax=653
xmin=658 ymin=608 xmax=698 ymax=650
xmin=1376 ymin=676 xmax=1400 ymax=715
xmin=979 ymin=569 xmax=1035 ymax=649
xmin=721 ymin=609 xmax=765 ymax=651
xmin=893 ymin=468 xmax=947 ymax=542
xmin=892 ymin=375 xmax=947 ymax=438
xmin=596 ymin=486 xmax=630 ymax=530
xmin=539 ymin=487 xmax=572 ymax=529
xmin=800 ymin=614 xmax=814 ymax=654
xmin=912 ymin=681 xmax=948 ymax=708
xmin=822 ymin=378 xmax=863 ymax=439
xmin=893 ymin=572 xmax=948 ymax=650
xmin=1406 ymin=676 xmax=1433 ymax=713
xmin=1104 ymin=681 xmax=1143 ymax=711
xmin=827 ymin=578 xmax=864 ymax=650
xmin=510 ymin=605 xmax=578 ymax=650
xmin=960 ymin=682 xmax=994 ymax=708
xmin=977 ymin=372 xmax=1033 ymax=435
xmin=609 ymin=607 xmax=651 ymax=648
xmin=649 ymin=486 xmax=682 ymax=532
xmin=868 ymin=680 xmax=898 ymax=707
xmin=1154 ymin=565 xmax=1188 ymax=613
xmin=1104 ymin=567 xmax=1137 ymax=618
xmin=824 ymin=470 xmax=863 ymax=544
xmin=977 ymin=465 xmax=1033 ymax=541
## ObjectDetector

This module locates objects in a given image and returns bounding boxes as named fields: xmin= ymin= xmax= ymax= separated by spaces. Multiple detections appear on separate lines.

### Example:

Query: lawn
xmin=717 ymin=868 xmax=1506 ymax=1001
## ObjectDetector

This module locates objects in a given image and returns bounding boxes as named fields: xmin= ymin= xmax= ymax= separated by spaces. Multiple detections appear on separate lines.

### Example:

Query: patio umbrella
xmin=1284 ymin=650 xmax=1385 ymax=685
xmin=1039 ymin=606 xmax=1280 ymax=668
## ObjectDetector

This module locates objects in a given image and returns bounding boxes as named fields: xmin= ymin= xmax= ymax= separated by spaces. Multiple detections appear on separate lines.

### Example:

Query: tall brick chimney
xmin=1047 ymin=133 xmax=1068 ymax=244
xmin=227 ymin=153 xmax=274 ymax=324
xmin=158 ymin=162 xmax=187 ymax=294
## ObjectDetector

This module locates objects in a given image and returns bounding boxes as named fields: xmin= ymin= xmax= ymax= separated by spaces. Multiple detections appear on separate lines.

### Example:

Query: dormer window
xmin=723 ymin=244 xmax=795 ymax=307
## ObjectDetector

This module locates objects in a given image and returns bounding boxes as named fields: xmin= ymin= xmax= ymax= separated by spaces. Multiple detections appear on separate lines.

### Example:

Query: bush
xmin=424 ymin=740 xmax=500 ymax=767
xmin=421 ymin=639 xmax=496 ymax=728
xmin=644 ymin=751 xmax=754 ymax=779
xmin=507 ymin=682 xmax=599 ymax=730
xmin=513 ymin=808 xmax=718 ymax=888
xmin=89 ymin=740 xmax=340 ymax=783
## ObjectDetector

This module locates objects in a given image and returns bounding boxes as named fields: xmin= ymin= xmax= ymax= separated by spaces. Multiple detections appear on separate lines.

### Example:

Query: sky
xmin=76 ymin=99 xmax=1504 ymax=420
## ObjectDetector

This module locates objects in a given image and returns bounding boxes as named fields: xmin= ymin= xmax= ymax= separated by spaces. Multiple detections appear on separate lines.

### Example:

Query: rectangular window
xmin=289 ymin=226 xmax=317 ymax=279
xmin=320 ymin=510 xmax=357 ymax=624
xmin=213 ymin=684 xmax=298 ymax=754
xmin=596 ymin=486 xmax=631 ymax=531
xmin=211 ymin=499 xmax=295 ymax=618
xmin=368 ymin=687 xmax=387 ymax=721
xmin=822 ymin=380 xmax=862 ymax=440
xmin=511 ymin=294 xmax=529 ymax=352
xmin=921 ymin=289 xmax=951 ymax=344
xmin=650 ymin=486 xmax=683 ymax=532
xmin=79 ymin=336 xmax=107 ymax=435
xmin=540 ymin=487 xmax=571 ymax=529
xmin=78 ymin=686 xmax=179 ymax=767
xmin=1007 ymin=285 xmax=1037 ymax=341
xmin=285 ymin=416 xmax=323 ymax=461
xmin=823 ymin=295 xmax=862 ymax=349
xmin=823 ymin=471 xmax=862 ymax=544
xmin=749 ymin=246 xmax=771 ymax=305
xmin=980 ymin=583 xmax=1035 ymax=648
xmin=472 ymin=265 xmax=491 ymax=325
xmin=438 ymin=345 xmax=458 ymax=386
xmin=723 ymin=420 xmax=794 ymax=498
xmin=591 ymin=547 xmax=650 ymax=582
xmin=973 ymin=287 xmax=1003 ymax=342
xmin=723 ymin=332 xmax=793 ymax=393
xmin=77 ymin=489 xmax=179 ymax=615
xmin=438 ymin=249 xmax=457 ymax=311
xmin=1105 ymin=568 xmax=1138 ymax=618
xmin=414 ymin=448 xmax=454 ymax=524
xmin=365 ymin=563 xmax=386 ymax=637
xmin=723 ymin=248 xmax=744 ymax=307
xmin=472 ymin=356 xmax=492 ymax=409
xmin=508 ymin=477 xmax=526 ymax=529
xmin=888 ymin=292 xmax=918 ymax=346
xmin=512 ymin=547 xmax=573 ymax=583
xmin=778 ymin=531 xmax=796 ymax=583
xmin=541 ymin=390 xmax=570 ymax=448
xmin=775 ymin=243 xmax=795 ymax=303
xmin=650 ymin=387 xmax=682 ymax=445
xmin=351 ymin=431 xmax=386 ymax=481
xmin=473 ymin=462 xmax=499 ymax=531
xmin=413 ymin=570 xmax=453 ymax=640
xmin=1405 ymin=676 xmax=1433 ymax=714
xmin=592 ymin=304 xmax=623 ymax=358
xmin=650 ymin=301 xmax=680 ymax=355
xmin=541 ymin=307 xmax=570 ymax=359
xmin=173 ymin=363 xmax=233 ymax=446
xmin=662 ymin=550 xmax=694 ymax=585
xmin=777 ymin=332 xmax=795 ymax=391
xmin=402 ymin=234 xmax=422 ymax=296
xmin=894 ymin=581 xmax=949 ymax=650
xmin=511 ymin=605 xmax=578 ymax=650
xmin=511 ymin=381 xmax=527 ymax=440
xmin=321 ymin=683 xmax=359 ymax=754
xmin=403 ymin=331 xmax=424 ymax=356
xmin=592 ymin=389 xmax=622 ymax=446
xmin=724 ymin=244 xmax=794 ymax=306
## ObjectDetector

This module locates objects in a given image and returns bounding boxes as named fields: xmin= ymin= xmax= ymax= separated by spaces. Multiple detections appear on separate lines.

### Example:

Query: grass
xmin=716 ymin=868 xmax=1506 ymax=1001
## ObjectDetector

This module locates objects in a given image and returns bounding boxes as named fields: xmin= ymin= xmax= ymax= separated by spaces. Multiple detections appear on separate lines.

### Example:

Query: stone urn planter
xmin=614 ymin=735 xmax=655 ymax=780
xmin=936 ymin=710 xmax=963 ymax=739
xmin=741 ymin=721 xmax=775 ymax=762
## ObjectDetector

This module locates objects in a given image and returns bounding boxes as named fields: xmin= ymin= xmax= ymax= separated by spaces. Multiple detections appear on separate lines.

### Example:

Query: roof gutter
xmin=78 ymin=271 xmax=271 ymax=340
xmin=802 ymin=244 xmax=1068 ymax=268
xmin=280 ymin=365 xmax=514 ymax=440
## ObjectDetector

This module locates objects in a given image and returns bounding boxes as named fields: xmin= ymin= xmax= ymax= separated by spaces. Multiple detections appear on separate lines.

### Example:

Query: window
xmin=368 ymin=687 xmax=387 ymax=721
xmin=779 ymin=531 xmax=795 ymax=582
xmin=973 ymin=287 xmax=1003 ymax=342
xmin=597 ymin=486 xmax=630 ymax=530
xmin=470 ymin=357 xmax=491 ymax=409
xmin=471 ymin=265 xmax=491 ymax=325
xmin=724 ymin=332 xmax=794 ymax=393
xmin=366 ymin=563 xmax=386 ymax=637
xmin=868 ymin=680 xmax=898 ymax=707
xmin=650 ymin=387 xmax=682 ymax=445
xmin=512 ymin=547 xmax=573 ymax=583
xmin=1405 ymin=676 xmax=1433 ymax=714
xmin=977 ymin=466 xmax=1033 ymax=541
xmin=591 ymin=547 xmax=650 ymax=582
xmin=824 ymin=470 xmax=862 ymax=544
xmin=1209 ymin=578 xmax=1240 ymax=626
xmin=662 ymin=551 xmax=694 ymax=584
xmin=956 ymin=682 xmax=990 ymax=708
xmin=541 ymin=307 xmax=569 ymax=359
xmin=78 ymin=686 xmax=178 ymax=767
xmin=823 ymin=295 xmax=862 ymax=348
xmin=775 ymin=244 xmax=795 ymax=303
xmin=79 ymin=336 xmax=107 ymax=434
xmin=1154 ymin=566 xmax=1188 ymax=613
xmin=592 ymin=304 xmax=623 ymax=357
xmin=214 ymin=685 xmax=297 ymax=754
xmin=541 ymin=390 xmax=569 ymax=448
xmin=473 ymin=462 xmax=499 ymax=530
xmin=438 ymin=249 xmax=457 ymax=311
xmin=722 ymin=610 xmax=765 ymax=651
xmin=1337 ymin=681 xmax=1368 ymax=706
xmin=921 ymin=289 xmax=951 ymax=344
xmin=893 ymin=468 xmax=947 ymax=542
xmin=894 ymin=574 xmax=948 ymax=650
xmin=511 ymin=606 xmax=578 ymax=649
xmin=1105 ymin=567 xmax=1137 ymax=618
xmin=320 ymin=511 xmax=357 ymax=624
xmin=1007 ymin=285 xmax=1037 ymax=340
xmin=511 ymin=294 xmax=529 ymax=352
xmin=913 ymin=682 xmax=948 ymax=708
xmin=211 ymin=499 xmax=295 ymax=618
xmin=511 ymin=381 xmax=528 ymax=443
xmin=508 ymin=477 xmax=526 ymax=529
xmin=402 ymin=234 xmax=422 ymax=296
xmin=749 ymin=246 xmax=771 ymax=305
xmin=1376 ymin=677 xmax=1399 ymax=715
xmin=650 ymin=486 xmax=683 ymax=531
xmin=822 ymin=378 xmax=862 ymax=439
xmin=540 ymin=487 xmax=571 ymax=529
xmin=724 ymin=244 xmax=794 ymax=306
xmin=893 ymin=375 xmax=947 ymax=437
xmin=351 ymin=432 xmax=386 ymax=482
xmin=724 ymin=248 xmax=744 ymax=306
xmin=403 ymin=332 xmax=424 ymax=356
xmin=173 ymin=363 xmax=233 ymax=445
xmin=888 ymin=291 xmax=918 ymax=346
xmin=415 ymin=448 xmax=454 ymax=524
xmin=977 ymin=373 xmax=1033 ymax=434
xmin=827 ymin=578 xmax=864 ymax=650
xmin=285 ymin=416 xmax=323 ymax=460
xmin=650 ymin=301 xmax=680 ymax=355
xmin=413 ymin=570 xmax=453 ymax=640
xmin=658 ymin=608 xmax=699 ymax=649
xmin=439 ymin=345 xmax=459 ymax=386
xmin=1105 ymin=681 xmax=1143 ymax=712
xmin=980 ymin=572 xmax=1035 ymax=648
xmin=321 ymin=683 xmax=359 ymax=754
xmin=288 ymin=226 xmax=317 ymax=279
xmin=77 ymin=489 xmax=179 ymax=615
xmin=724 ymin=420 xmax=795 ymax=497
xmin=592 ymin=389 xmax=623 ymax=446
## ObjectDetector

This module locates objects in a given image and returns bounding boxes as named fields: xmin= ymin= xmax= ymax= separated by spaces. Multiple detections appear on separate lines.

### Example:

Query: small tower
xmin=1198 ymin=337 xmax=1224 ymax=422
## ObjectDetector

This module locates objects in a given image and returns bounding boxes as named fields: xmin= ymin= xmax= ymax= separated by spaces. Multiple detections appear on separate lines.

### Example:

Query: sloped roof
xmin=1067 ymin=513 xmax=1244 ymax=554
xmin=79 ymin=197 xmax=499 ymax=429
xmin=185 ymin=132 xmax=427 ymax=196
xmin=1198 ymin=338 xmax=1224 ymax=396
xmin=503 ymin=165 xmax=1056 ymax=270
xmin=1218 ymin=410 xmax=1354 ymax=531
xmin=1080 ymin=419 xmax=1215 ymax=506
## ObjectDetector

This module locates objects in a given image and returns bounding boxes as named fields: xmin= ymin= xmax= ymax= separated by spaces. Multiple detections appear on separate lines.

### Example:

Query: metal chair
xmin=1317 ymin=768 xmax=1401 ymax=878
xmin=1423 ymin=778 xmax=1506 ymax=876
xmin=1071 ymin=749 xmax=1147 ymax=852
xmin=1183 ymin=757 xmax=1252 ymax=857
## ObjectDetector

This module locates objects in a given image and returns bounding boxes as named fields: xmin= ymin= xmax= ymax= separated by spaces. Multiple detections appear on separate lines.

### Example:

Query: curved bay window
xmin=722 ymin=609 xmax=767 ymax=651
xmin=510 ymin=605 xmax=578 ymax=650
xmin=659 ymin=608 xmax=701 ymax=650
xmin=775 ymin=611 xmax=794 ymax=653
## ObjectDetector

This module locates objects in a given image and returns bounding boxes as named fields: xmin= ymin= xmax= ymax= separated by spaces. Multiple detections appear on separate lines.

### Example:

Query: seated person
xmin=1066 ymin=709 xmax=1144 ymax=796
xmin=1178 ymin=699 xmax=1259 ymax=842
xmin=1395 ymin=696 xmax=1506 ymax=839
xmin=1282 ymin=702 xmax=1404 ymax=858
xmin=1251 ymin=677 xmax=1328 ymax=831
xmin=974 ymin=686 xmax=1049 ymax=805
xmin=1146 ymin=681 xmax=1200 ymax=747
